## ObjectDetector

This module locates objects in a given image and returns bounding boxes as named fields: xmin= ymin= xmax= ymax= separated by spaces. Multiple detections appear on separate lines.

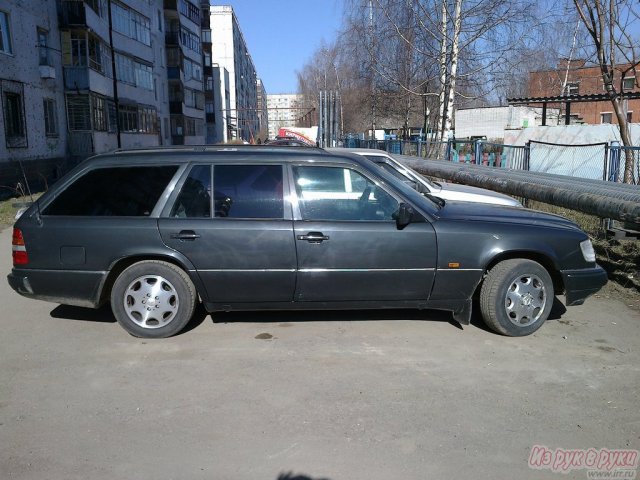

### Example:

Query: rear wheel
xmin=110 ymin=260 xmax=197 ymax=338
xmin=479 ymin=259 xmax=554 ymax=336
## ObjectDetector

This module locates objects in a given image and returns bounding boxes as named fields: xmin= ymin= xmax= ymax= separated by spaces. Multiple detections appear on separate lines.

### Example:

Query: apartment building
xmin=208 ymin=5 xmax=258 ymax=143
xmin=57 ymin=0 xmax=170 ymax=154
xmin=256 ymin=78 xmax=268 ymax=142
xmin=266 ymin=93 xmax=304 ymax=140
xmin=0 ymin=0 xmax=67 ymax=191
xmin=164 ymin=0 xmax=205 ymax=144
xmin=526 ymin=59 xmax=640 ymax=125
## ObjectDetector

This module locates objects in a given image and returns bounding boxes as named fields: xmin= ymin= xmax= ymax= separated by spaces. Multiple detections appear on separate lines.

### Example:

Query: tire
xmin=479 ymin=259 xmax=554 ymax=336
xmin=110 ymin=260 xmax=197 ymax=338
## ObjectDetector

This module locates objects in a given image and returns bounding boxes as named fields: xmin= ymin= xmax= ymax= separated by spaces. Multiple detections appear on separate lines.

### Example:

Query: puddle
xmin=255 ymin=333 xmax=273 ymax=340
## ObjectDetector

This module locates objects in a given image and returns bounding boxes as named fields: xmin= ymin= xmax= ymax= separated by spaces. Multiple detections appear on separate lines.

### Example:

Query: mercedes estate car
xmin=8 ymin=146 xmax=606 ymax=338
xmin=329 ymin=148 xmax=522 ymax=207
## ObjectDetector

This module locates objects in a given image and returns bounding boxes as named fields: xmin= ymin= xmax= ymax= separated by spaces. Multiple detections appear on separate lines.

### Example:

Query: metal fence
xmin=609 ymin=145 xmax=640 ymax=185
xmin=342 ymin=137 xmax=640 ymax=186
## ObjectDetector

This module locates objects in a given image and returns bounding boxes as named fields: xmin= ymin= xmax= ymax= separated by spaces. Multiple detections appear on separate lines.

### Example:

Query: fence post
xmin=417 ymin=139 xmax=422 ymax=158
xmin=608 ymin=141 xmax=620 ymax=182
xmin=474 ymin=140 xmax=481 ymax=165
xmin=445 ymin=139 xmax=452 ymax=161
xmin=524 ymin=142 xmax=531 ymax=171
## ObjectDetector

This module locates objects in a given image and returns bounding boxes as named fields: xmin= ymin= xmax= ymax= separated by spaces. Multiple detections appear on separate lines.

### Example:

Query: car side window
xmin=213 ymin=164 xmax=284 ymax=219
xmin=44 ymin=166 xmax=178 ymax=216
xmin=171 ymin=165 xmax=212 ymax=218
xmin=293 ymin=166 xmax=399 ymax=221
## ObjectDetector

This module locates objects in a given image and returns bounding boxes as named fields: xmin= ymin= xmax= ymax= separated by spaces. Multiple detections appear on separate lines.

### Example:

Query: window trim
xmin=0 ymin=10 xmax=13 ymax=55
xmin=600 ymin=112 xmax=613 ymax=124
xmin=43 ymin=98 xmax=58 ymax=137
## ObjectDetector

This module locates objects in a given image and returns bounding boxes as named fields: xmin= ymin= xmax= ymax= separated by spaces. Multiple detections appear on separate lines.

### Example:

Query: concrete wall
xmin=455 ymin=106 xmax=559 ymax=140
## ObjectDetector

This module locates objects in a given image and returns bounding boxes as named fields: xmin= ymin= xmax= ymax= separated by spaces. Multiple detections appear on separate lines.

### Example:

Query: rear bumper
xmin=7 ymin=269 xmax=106 ymax=308
xmin=561 ymin=265 xmax=608 ymax=306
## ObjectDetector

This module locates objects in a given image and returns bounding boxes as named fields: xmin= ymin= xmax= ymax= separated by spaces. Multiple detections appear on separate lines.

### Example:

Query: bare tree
xmin=573 ymin=0 xmax=640 ymax=183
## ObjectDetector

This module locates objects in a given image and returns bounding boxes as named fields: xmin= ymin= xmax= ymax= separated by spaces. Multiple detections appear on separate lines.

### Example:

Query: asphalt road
xmin=1 ymin=225 xmax=639 ymax=480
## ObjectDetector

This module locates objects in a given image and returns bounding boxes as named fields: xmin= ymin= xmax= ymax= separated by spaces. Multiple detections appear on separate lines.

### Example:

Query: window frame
xmin=43 ymin=98 xmax=58 ymax=136
xmin=0 ymin=10 xmax=12 ymax=55
xmin=4 ymin=91 xmax=27 ymax=148
xmin=600 ymin=112 xmax=613 ymax=124
xmin=622 ymin=77 xmax=635 ymax=91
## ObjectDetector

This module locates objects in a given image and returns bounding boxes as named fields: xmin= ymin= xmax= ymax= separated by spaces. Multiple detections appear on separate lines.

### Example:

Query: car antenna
xmin=17 ymin=158 xmax=42 ymax=226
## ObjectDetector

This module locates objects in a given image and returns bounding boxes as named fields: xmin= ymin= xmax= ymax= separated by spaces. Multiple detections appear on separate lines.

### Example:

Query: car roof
xmin=326 ymin=147 xmax=392 ymax=157
xmin=84 ymin=145 xmax=371 ymax=167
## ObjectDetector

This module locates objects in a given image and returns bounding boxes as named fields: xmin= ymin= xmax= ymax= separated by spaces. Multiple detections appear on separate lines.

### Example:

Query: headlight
xmin=580 ymin=239 xmax=596 ymax=262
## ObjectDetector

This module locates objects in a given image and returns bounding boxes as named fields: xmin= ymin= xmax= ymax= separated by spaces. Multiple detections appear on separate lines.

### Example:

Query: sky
xmin=220 ymin=1 xmax=344 ymax=94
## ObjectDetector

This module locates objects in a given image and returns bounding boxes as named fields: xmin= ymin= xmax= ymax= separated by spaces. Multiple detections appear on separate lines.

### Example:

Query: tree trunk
xmin=437 ymin=0 xmax=448 ymax=147
xmin=445 ymin=0 xmax=463 ymax=136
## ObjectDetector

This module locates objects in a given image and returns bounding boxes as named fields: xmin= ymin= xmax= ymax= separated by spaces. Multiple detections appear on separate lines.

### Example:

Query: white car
xmin=329 ymin=148 xmax=522 ymax=207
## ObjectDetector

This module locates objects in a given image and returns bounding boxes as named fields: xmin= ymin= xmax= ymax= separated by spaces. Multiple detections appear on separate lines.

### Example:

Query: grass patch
xmin=0 ymin=194 xmax=41 ymax=229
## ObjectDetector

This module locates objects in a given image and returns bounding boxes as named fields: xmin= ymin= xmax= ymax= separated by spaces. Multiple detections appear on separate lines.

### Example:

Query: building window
xmin=0 ymin=10 xmax=12 ymax=54
xmin=111 ymin=1 xmax=150 ymax=46
xmin=86 ymin=0 xmax=107 ymax=18
xmin=179 ymin=0 xmax=200 ymax=24
xmin=119 ymin=105 xmax=138 ymax=133
xmin=205 ymin=76 xmax=213 ymax=91
xmin=202 ymin=29 xmax=211 ymax=43
xmin=43 ymin=99 xmax=58 ymax=136
xmin=38 ymin=28 xmax=51 ymax=66
xmin=66 ymin=94 xmax=91 ymax=131
xmin=627 ymin=111 xmax=633 ymax=122
xmin=601 ymin=112 xmax=612 ymax=124
xmin=3 ymin=92 xmax=26 ymax=146
xmin=92 ymin=95 xmax=107 ymax=131
xmin=62 ymin=31 xmax=88 ymax=67
xmin=179 ymin=26 xmax=200 ymax=53
xmin=623 ymin=77 xmax=635 ymax=90
xmin=565 ymin=82 xmax=579 ymax=96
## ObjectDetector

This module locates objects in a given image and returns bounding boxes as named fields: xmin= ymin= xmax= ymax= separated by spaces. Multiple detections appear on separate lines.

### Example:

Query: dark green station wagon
xmin=8 ymin=146 xmax=607 ymax=338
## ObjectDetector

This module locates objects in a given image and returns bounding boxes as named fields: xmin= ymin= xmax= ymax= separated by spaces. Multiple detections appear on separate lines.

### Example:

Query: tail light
xmin=12 ymin=228 xmax=28 ymax=265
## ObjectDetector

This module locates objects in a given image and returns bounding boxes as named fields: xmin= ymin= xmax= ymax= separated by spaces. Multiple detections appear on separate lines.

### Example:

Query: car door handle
xmin=297 ymin=232 xmax=330 ymax=243
xmin=170 ymin=230 xmax=201 ymax=241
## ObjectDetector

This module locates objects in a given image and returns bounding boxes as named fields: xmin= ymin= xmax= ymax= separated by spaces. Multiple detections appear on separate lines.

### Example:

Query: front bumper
xmin=561 ymin=265 xmax=608 ymax=306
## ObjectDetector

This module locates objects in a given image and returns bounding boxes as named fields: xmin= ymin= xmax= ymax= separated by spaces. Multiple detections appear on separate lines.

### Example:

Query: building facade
xmin=208 ymin=5 xmax=258 ymax=143
xmin=0 ymin=0 xmax=68 ymax=192
xmin=256 ymin=78 xmax=268 ymax=142
xmin=528 ymin=60 xmax=640 ymax=125
xmin=164 ymin=0 xmax=205 ymax=145
xmin=266 ymin=93 xmax=304 ymax=140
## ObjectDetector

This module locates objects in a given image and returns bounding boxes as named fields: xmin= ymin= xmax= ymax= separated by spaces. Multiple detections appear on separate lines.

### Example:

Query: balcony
xmin=170 ymin=101 xmax=183 ymax=115
xmin=165 ymin=31 xmax=180 ymax=46
xmin=59 ymin=0 xmax=87 ymax=27
xmin=63 ymin=66 xmax=90 ymax=90
xmin=167 ymin=66 xmax=182 ymax=80
xmin=163 ymin=0 xmax=178 ymax=10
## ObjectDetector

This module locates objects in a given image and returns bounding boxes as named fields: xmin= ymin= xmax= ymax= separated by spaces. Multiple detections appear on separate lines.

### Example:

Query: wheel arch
xmin=477 ymin=250 xmax=564 ymax=298
xmin=97 ymin=253 xmax=205 ymax=307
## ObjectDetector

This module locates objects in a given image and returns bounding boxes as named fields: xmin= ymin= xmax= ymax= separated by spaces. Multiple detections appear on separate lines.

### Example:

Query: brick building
xmin=527 ymin=59 xmax=640 ymax=125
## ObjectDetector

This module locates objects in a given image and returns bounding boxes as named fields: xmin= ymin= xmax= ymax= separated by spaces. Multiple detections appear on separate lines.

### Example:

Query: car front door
xmin=290 ymin=164 xmax=437 ymax=303
xmin=158 ymin=163 xmax=297 ymax=304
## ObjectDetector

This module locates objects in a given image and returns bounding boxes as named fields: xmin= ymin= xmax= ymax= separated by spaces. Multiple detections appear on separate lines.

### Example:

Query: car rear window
xmin=44 ymin=166 xmax=178 ymax=216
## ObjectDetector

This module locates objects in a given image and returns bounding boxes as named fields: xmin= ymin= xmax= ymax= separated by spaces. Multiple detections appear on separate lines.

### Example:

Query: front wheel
xmin=110 ymin=260 xmax=197 ymax=338
xmin=479 ymin=259 xmax=554 ymax=336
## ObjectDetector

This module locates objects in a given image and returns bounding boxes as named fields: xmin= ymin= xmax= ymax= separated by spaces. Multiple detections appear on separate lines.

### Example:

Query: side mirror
xmin=395 ymin=203 xmax=414 ymax=230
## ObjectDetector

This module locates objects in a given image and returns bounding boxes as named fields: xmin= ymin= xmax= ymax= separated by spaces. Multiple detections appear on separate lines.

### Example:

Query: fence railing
xmin=341 ymin=137 xmax=640 ymax=185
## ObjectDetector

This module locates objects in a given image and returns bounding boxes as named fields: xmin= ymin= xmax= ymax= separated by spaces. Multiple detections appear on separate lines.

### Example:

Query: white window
xmin=601 ymin=112 xmax=612 ymax=124
xmin=623 ymin=77 xmax=635 ymax=90
xmin=566 ymin=83 xmax=579 ymax=95
xmin=38 ymin=28 xmax=50 ymax=65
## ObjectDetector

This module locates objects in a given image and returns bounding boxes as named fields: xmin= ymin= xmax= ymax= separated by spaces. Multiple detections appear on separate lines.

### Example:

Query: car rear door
xmin=158 ymin=163 xmax=297 ymax=304
xmin=290 ymin=163 xmax=437 ymax=302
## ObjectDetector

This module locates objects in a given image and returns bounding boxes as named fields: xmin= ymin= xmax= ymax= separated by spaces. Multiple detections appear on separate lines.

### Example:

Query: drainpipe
xmin=106 ymin=0 xmax=121 ymax=148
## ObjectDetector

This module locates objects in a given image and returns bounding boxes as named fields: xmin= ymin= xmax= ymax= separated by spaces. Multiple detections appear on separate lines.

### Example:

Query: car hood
xmin=435 ymin=200 xmax=580 ymax=230
xmin=433 ymin=182 xmax=521 ymax=206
